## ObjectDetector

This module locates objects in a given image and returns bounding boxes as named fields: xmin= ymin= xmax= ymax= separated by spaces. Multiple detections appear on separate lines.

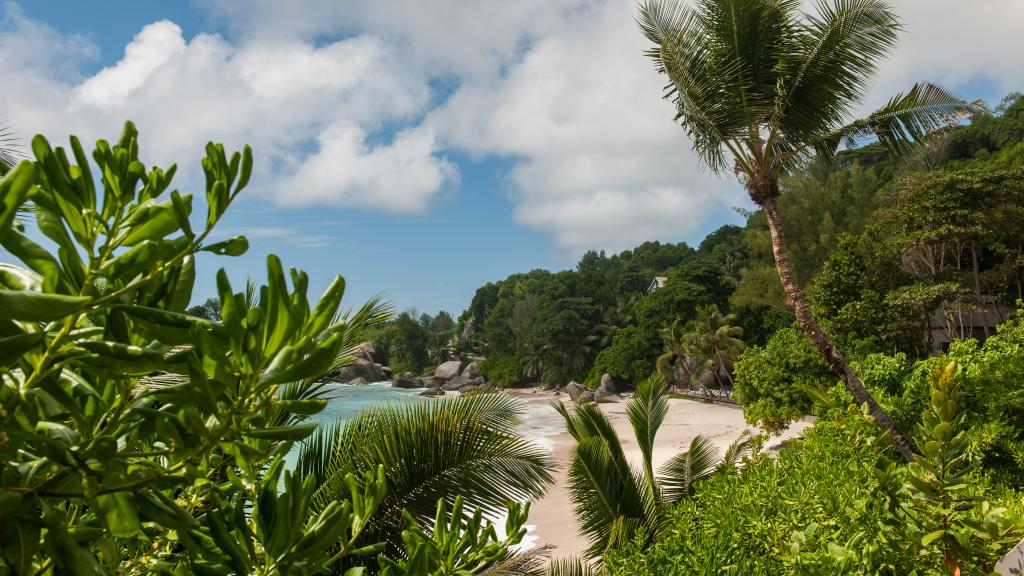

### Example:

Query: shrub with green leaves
xmin=732 ymin=327 xmax=835 ymax=433
xmin=0 ymin=123 xmax=395 ymax=574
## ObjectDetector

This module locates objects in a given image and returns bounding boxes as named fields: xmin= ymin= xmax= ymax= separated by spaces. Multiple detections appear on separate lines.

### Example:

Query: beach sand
xmin=508 ymin=389 xmax=814 ymax=559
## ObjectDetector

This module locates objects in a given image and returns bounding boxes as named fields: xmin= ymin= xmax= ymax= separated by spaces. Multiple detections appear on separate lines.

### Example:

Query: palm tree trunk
xmin=760 ymin=196 xmax=917 ymax=462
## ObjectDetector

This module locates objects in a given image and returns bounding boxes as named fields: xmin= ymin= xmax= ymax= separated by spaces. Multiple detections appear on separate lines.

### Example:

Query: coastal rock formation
xmin=575 ymin=390 xmax=595 ymax=404
xmin=599 ymin=373 xmax=622 ymax=395
xmin=594 ymin=388 xmax=620 ymax=403
xmin=334 ymin=358 xmax=386 ymax=383
xmin=381 ymin=366 xmax=393 ymax=380
xmin=349 ymin=377 xmax=369 ymax=386
xmin=358 ymin=342 xmax=386 ymax=364
xmin=419 ymin=388 xmax=444 ymax=397
xmin=435 ymin=360 xmax=463 ymax=381
xmin=392 ymin=372 xmax=424 ymax=389
xmin=565 ymin=382 xmax=586 ymax=402
xmin=442 ymin=378 xmax=465 ymax=392
xmin=420 ymin=376 xmax=440 ymax=389
xmin=461 ymin=361 xmax=480 ymax=381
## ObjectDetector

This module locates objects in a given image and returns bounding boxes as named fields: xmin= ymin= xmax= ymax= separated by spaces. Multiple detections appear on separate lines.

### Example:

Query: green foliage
xmin=604 ymin=407 xmax=1023 ymax=575
xmin=733 ymin=327 xmax=834 ymax=433
xmin=588 ymin=326 xmax=661 ymax=387
xmin=295 ymin=392 xmax=553 ymax=558
xmin=878 ymin=361 xmax=1022 ymax=574
xmin=0 ymin=123 xmax=393 ymax=574
xmin=478 ymin=353 xmax=521 ymax=387
xmin=555 ymin=375 xmax=757 ymax=560
xmin=379 ymin=497 xmax=544 ymax=576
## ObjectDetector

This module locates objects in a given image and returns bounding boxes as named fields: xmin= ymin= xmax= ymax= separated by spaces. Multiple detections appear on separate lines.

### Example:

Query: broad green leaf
xmin=94 ymin=492 xmax=142 ymax=538
xmin=920 ymin=529 xmax=946 ymax=546
xmin=0 ymin=161 xmax=37 ymax=243
xmin=202 ymin=235 xmax=249 ymax=257
xmin=243 ymin=423 xmax=318 ymax=441
xmin=0 ymin=289 xmax=88 ymax=321
xmin=0 ymin=332 xmax=45 ymax=366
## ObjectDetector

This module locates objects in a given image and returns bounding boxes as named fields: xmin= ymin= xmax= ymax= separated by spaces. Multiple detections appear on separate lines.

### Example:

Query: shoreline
xmin=507 ymin=388 xmax=813 ymax=559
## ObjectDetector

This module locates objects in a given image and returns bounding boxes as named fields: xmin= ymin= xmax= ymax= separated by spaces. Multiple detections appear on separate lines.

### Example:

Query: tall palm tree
xmin=554 ymin=375 xmax=755 ymax=560
xmin=638 ymin=0 xmax=981 ymax=461
xmin=296 ymin=393 xmax=554 ymax=562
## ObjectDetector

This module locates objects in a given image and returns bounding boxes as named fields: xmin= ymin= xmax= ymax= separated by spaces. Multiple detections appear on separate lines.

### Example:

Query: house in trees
xmin=647 ymin=276 xmax=667 ymax=293
xmin=928 ymin=304 xmax=1014 ymax=350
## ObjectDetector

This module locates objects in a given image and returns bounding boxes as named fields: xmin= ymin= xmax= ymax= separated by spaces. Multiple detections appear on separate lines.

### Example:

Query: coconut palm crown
xmin=638 ymin=0 xmax=983 ymax=461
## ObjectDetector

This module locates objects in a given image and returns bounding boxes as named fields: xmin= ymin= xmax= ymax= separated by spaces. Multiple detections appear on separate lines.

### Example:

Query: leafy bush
xmin=604 ymin=397 xmax=1023 ymax=575
xmin=0 ymin=124 xmax=544 ymax=575
xmin=0 ymin=124 xmax=396 ymax=573
xmin=586 ymin=326 xmax=660 ymax=387
xmin=478 ymin=353 xmax=520 ymax=386
xmin=732 ymin=327 xmax=834 ymax=433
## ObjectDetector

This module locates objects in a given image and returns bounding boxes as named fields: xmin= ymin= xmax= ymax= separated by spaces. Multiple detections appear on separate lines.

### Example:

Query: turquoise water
xmin=311 ymin=381 xmax=425 ymax=423
xmin=286 ymin=381 xmax=423 ymax=470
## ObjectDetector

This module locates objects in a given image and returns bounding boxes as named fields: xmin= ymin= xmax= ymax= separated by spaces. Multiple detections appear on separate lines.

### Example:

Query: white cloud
xmin=864 ymin=0 xmax=1024 ymax=110
xmin=283 ymin=123 xmax=456 ymax=212
xmin=429 ymin=0 xmax=741 ymax=254
xmin=3 ymin=0 xmax=1023 ymax=256
xmin=0 ymin=7 xmax=445 ymax=213
xmin=215 ymin=226 xmax=332 ymax=248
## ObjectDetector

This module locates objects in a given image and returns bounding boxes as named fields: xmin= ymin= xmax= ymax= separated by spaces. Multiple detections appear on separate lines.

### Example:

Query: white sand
xmin=508 ymin=389 xmax=814 ymax=558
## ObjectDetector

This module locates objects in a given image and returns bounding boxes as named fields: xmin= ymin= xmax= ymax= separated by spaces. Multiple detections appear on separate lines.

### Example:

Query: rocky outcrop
xmin=461 ymin=362 xmax=480 ymax=381
xmin=565 ymin=382 xmax=586 ymax=402
xmin=392 ymin=372 xmax=424 ymax=389
xmin=419 ymin=388 xmax=445 ymax=397
xmin=420 ymin=376 xmax=440 ymax=389
xmin=599 ymin=373 xmax=622 ymax=395
xmin=594 ymin=388 xmax=621 ymax=403
xmin=442 ymin=378 xmax=465 ymax=392
xmin=435 ymin=361 xmax=463 ymax=381
xmin=334 ymin=359 xmax=386 ymax=383
xmin=358 ymin=342 xmax=386 ymax=365
xmin=381 ymin=366 xmax=393 ymax=380
xmin=576 ymin=390 xmax=595 ymax=404
xmin=350 ymin=377 xmax=369 ymax=386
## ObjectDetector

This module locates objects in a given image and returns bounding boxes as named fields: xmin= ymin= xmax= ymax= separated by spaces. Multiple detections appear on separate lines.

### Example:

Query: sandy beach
xmin=508 ymin=389 xmax=813 ymax=558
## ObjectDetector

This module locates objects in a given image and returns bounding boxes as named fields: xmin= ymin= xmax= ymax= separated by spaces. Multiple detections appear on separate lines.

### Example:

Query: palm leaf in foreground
xmin=297 ymin=392 xmax=554 ymax=553
xmin=556 ymin=374 xmax=757 ymax=560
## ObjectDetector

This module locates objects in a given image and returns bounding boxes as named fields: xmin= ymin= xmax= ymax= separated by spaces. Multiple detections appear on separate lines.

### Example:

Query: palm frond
xmin=715 ymin=430 xmax=758 ymax=474
xmin=657 ymin=435 xmax=721 ymax=503
xmin=625 ymin=374 xmax=668 ymax=487
xmin=774 ymin=0 xmax=901 ymax=151
xmin=479 ymin=545 xmax=554 ymax=576
xmin=297 ymin=393 xmax=553 ymax=552
xmin=816 ymin=82 xmax=984 ymax=159
xmin=567 ymin=437 xmax=649 ymax=559
xmin=545 ymin=557 xmax=597 ymax=576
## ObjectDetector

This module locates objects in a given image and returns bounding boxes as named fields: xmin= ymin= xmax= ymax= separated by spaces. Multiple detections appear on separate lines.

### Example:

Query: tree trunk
xmin=760 ymin=196 xmax=917 ymax=462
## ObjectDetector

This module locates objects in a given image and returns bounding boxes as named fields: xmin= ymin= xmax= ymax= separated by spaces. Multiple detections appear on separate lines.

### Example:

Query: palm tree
xmin=554 ymin=375 xmax=755 ymax=560
xmin=296 ymin=393 xmax=554 ymax=563
xmin=686 ymin=304 xmax=744 ymax=390
xmin=637 ymin=0 xmax=981 ymax=461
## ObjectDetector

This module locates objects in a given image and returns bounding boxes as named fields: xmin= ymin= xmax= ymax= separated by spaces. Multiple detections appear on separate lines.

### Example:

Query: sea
xmin=300 ymin=381 xmax=566 ymax=447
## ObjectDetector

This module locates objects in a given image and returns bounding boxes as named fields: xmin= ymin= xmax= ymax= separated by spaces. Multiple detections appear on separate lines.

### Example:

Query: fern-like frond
xmin=658 ymin=435 xmax=721 ymax=503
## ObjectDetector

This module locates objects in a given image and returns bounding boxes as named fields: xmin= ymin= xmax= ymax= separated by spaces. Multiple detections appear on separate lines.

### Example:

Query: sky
xmin=3 ymin=0 xmax=1023 ymax=316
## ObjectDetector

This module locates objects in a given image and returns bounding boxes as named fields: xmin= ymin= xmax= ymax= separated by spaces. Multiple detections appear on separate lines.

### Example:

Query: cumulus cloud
xmin=284 ymin=123 xmax=455 ymax=212
xmin=429 ymin=0 xmax=740 ymax=254
xmin=0 ymin=8 xmax=447 ymax=213
xmin=3 ymin=0 xmax=1023 ymax=255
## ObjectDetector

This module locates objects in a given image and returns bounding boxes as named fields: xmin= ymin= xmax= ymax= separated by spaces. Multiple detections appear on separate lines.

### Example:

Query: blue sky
xmin=4 ymin=0 xmax=1022 ymax=316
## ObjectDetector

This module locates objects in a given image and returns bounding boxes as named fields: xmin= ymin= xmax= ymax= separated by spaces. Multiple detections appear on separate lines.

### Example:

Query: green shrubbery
xmin=604 ymin=375 xmax=1023 ymax=575
xmin=0 ymin=125 xmax=548 ymax=575
xmin=732 ymin=327 xmax=835 ymax=433
xmin=478 ymin=353 xmax=520 ymax=386
xmin=586 ymin=326 xmax=660 ymax=387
